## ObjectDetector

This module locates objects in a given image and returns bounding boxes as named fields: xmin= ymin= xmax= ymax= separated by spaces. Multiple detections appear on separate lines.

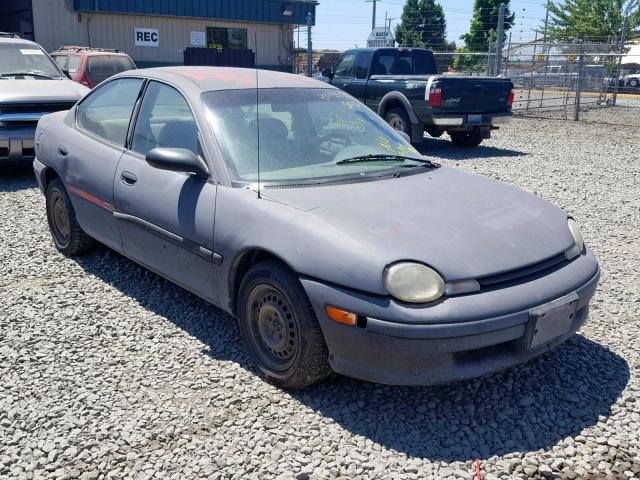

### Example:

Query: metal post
xmin=542 ymin=0 xmax=551 ymax=43
xmin=612 ymin=16 xmax=629 ymax=106
xmin=574 ymin=42 xmax=585 ymax=121
xmin=306 ymin=13 xmax=313 ymax=77
xmin=366 ymin=0 xmax=378 ymax=31
xmin=486 ymin=38 xmax=494 ymax=76
xmin=496 ymin=3 xmax=506 ymax=76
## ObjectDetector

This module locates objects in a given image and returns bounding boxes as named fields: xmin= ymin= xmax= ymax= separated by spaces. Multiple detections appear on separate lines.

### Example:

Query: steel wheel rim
xmin=50 ymin=190 xmax=70 ymax=246
xmin=247 ymin=284 xmax=299 ymax=371
xmin=389 ymin=116 xmax=405 ymax=132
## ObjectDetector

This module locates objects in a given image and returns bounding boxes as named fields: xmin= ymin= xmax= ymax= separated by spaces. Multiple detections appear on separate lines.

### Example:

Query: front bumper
xmin=301 ymin=249 xmax=599 ymax=385
xmin=0 ymin=127 xmax=36 ymax=165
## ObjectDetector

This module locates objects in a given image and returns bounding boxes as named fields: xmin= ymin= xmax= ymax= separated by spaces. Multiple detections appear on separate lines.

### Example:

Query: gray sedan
xmin=33 ymin=67 xmax=600 ymax=388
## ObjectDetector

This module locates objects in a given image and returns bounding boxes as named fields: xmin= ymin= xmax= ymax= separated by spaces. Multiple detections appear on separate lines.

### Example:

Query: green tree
xmin=543 ymin=0 xmax=640 ymax=42
xmin=460 ymin=0 xmax=515 ymax=52
xmin=394 ymin=0 xmax=448 ymax=50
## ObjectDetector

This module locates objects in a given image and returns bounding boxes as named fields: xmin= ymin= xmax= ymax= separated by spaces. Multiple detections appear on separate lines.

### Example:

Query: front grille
xmin=478 ymin=252 xmax=570 ymax=288
xmin=0 ymin=102 xmax=75 ymax=128
xmin=0 ymin=102 xmax=76 ymax=115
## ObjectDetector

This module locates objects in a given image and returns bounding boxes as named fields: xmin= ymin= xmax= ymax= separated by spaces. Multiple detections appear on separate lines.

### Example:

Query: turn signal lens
xmin=326 ymin=306 xmax=358 ymax=326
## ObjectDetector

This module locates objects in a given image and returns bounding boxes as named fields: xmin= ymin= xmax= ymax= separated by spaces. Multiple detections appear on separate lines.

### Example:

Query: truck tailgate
xmin=434 ymin=76 xmax=512 ymax=113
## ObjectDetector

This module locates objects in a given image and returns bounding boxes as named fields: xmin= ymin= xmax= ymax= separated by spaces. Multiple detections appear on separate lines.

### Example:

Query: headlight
xmin=384 ymin=262 xmax=445 ymax=303
xmin=564 ymin=218 xmax=585 ymax=260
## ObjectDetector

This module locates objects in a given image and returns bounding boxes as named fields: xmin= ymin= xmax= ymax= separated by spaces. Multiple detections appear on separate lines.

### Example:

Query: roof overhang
xmin=72 ymin=0 xmax=318 ymax=26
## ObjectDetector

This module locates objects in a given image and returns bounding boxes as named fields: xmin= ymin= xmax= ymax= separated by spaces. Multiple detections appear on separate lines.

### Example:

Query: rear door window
xmin=355 ymin=52 xmax=372 ymax=79
xmin=76 ymin=78 xmax=143 ymax=145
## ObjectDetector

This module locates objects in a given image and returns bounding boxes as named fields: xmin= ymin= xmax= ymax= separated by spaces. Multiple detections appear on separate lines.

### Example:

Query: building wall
xmin=32 ymin=0 xmax=295 ymax=68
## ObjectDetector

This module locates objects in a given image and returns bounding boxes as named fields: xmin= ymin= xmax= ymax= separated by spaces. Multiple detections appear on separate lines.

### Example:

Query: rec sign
xmin=134 ymin=28 xmax=159 ymax=47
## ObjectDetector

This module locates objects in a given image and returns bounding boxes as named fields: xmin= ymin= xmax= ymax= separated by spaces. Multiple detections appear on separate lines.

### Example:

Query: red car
xmin=50 ymin=46 xmax=136 ymax=88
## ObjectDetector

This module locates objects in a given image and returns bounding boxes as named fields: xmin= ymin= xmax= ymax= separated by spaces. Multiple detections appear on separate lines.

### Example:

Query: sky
xmin=309 ymin=0 xmax=550 ymax=51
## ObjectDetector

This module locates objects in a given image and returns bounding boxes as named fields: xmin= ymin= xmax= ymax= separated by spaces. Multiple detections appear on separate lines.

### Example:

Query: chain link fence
xmin=433 ymin=42 xmax=640 ymax=127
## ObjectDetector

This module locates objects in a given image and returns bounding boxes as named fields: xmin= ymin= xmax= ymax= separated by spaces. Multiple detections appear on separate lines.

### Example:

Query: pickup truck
xmin=322 ymin=47 xmax=514 ymax=147
xmin=0 ymin=33 xmax=88 ymax=167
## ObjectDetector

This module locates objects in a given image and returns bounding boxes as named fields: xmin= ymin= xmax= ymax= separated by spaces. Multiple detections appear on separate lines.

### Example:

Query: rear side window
xmin=87 ymin=56 xmax=135 ymax=85
xmin=76 ymin=78 xmax=143 ymax=145
xmin=355 ymin=52 xmax=372 ymax=79
xmin=373 ymin=51 xmax=437 ymax=75
xmin=131 ymin=81 xmax=198 ymax=156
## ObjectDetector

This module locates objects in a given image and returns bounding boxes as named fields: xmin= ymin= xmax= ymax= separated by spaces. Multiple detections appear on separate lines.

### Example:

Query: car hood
xmin=265 ymin=167 xmax=575 ymax=281
xmin=0 ymin=79 xmax=89 ymax=103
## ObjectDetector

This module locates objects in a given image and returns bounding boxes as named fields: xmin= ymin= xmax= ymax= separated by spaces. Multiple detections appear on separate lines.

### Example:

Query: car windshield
xmin=0 ymin=43 xmax=63 ymax=78
xmin=202 ymin=88 xmax=428 ymax=183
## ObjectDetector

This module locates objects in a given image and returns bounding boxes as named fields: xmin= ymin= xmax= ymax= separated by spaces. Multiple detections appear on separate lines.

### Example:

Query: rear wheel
xmin=449 ymin=131 xmax=483 ymax=148
xmin=385 ymin=107 xmax=412 ymax=138
xmin=237 ymin=260 xmax=332 ymax=389
xmin=45 ymin=179 xmax=95 ymax=256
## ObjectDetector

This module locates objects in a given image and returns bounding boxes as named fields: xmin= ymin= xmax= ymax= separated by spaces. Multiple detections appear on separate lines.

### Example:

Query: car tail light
xmin=428 ymin=85 xmax=443 ymax=107
xmin=507 ymin=90 xmax=515 ymax=106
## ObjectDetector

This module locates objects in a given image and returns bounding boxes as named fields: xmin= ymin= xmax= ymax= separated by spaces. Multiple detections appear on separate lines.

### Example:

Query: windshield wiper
xmin=336 ymin=153 xmax=437 ymax=167
xmin=0 ymin=72 xmax=58 ymax=79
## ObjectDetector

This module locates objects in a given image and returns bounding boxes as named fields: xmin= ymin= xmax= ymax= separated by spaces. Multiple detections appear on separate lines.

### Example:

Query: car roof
xmin=52 ymin=49 xmax=132 ymax=57
xmin=118 ymin=66 xmax=336 ymax=92
xmin=0 ymin=37 xmax=41 ymax=47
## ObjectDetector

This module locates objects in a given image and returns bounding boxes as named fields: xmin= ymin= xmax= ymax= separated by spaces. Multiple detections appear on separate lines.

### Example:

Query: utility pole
xmin=366 ymin=0 xmax=378 ymax=31
xmin=613 ymin=16 xmax=629 ymax=106
xmin=495 ymin=3 xmax=506 ymax=76
xmin=306 ymin=12 xmax=313 ymax=77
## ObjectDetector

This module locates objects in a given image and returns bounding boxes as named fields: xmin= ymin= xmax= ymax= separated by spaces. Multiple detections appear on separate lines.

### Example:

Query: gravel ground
xmin=1 ymin=117 xmax=639 ymax=480
xmin=514 ymin=94 xmax=640 ymax=126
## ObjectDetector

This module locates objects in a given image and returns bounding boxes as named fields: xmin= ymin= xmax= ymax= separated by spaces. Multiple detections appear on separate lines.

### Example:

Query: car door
xmin=330 ymin=52 xmax=357 ymax=91
xmin=345 ymin=51 xmax=372 ymax=103
xmin=113 ymin=80 xmax=218 ymax=301
xmin=63 ymin=77 xmax=144 ymax=250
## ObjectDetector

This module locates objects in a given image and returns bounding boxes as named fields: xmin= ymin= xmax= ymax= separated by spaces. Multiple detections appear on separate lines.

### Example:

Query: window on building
xmin=206 ymin=27 xmax=248 ymax=50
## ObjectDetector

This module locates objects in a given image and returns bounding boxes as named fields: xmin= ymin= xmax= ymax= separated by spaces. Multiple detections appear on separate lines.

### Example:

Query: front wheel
xmin=45 ymin=179 xmax=96 ymax=256
xmin=449 ymin=131 xmax=484 ymax=148
xmin=385 ymin=107 xmax=412 ymax=138
xmin=237 ymin=260 xmax=332 ymax=389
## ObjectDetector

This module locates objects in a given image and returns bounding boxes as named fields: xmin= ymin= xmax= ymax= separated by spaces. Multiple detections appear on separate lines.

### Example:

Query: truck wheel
xmin=450 ymin=131 xmax=483 ymax=148
xmin=45 ymin=179 xmax=96 ymax=256
xmin=385 ymin=107 xmax=412 ymax=138
xmin=237 ymin=260 xmax=332 ymax=389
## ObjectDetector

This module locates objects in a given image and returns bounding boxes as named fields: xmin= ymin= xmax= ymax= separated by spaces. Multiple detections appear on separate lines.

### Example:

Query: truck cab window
xmin=355 ymin=52 xmax=372 ymax=79
xmin=334 ymin=53 xmax=356 ymax=79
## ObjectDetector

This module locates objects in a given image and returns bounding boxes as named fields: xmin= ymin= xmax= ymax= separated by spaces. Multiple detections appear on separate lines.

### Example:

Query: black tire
xmin=45 ymin=179 xmax=96 ymax=256
xmin=449 ymin=131 xmax=483 ymax=148
xmin=385 ymin=107 xmax=412 ymax=138
xmin=237 ymin=260 xmax=332 ymax=389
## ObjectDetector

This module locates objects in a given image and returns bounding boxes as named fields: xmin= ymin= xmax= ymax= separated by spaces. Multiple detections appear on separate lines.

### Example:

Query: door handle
xmin=120 ymin=171 xmax=137 ymax=185
xmin=57 ymin=145 xmax=68 ymax=157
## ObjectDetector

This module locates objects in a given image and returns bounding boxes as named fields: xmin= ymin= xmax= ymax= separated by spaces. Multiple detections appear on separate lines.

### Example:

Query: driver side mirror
xmin=62 ymin=69 xmax=71 ymax=79
xmin=145 ymin=148 xmax=209 ymax=178
xmin=322 ymin=68 xmax=334 ymax=79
